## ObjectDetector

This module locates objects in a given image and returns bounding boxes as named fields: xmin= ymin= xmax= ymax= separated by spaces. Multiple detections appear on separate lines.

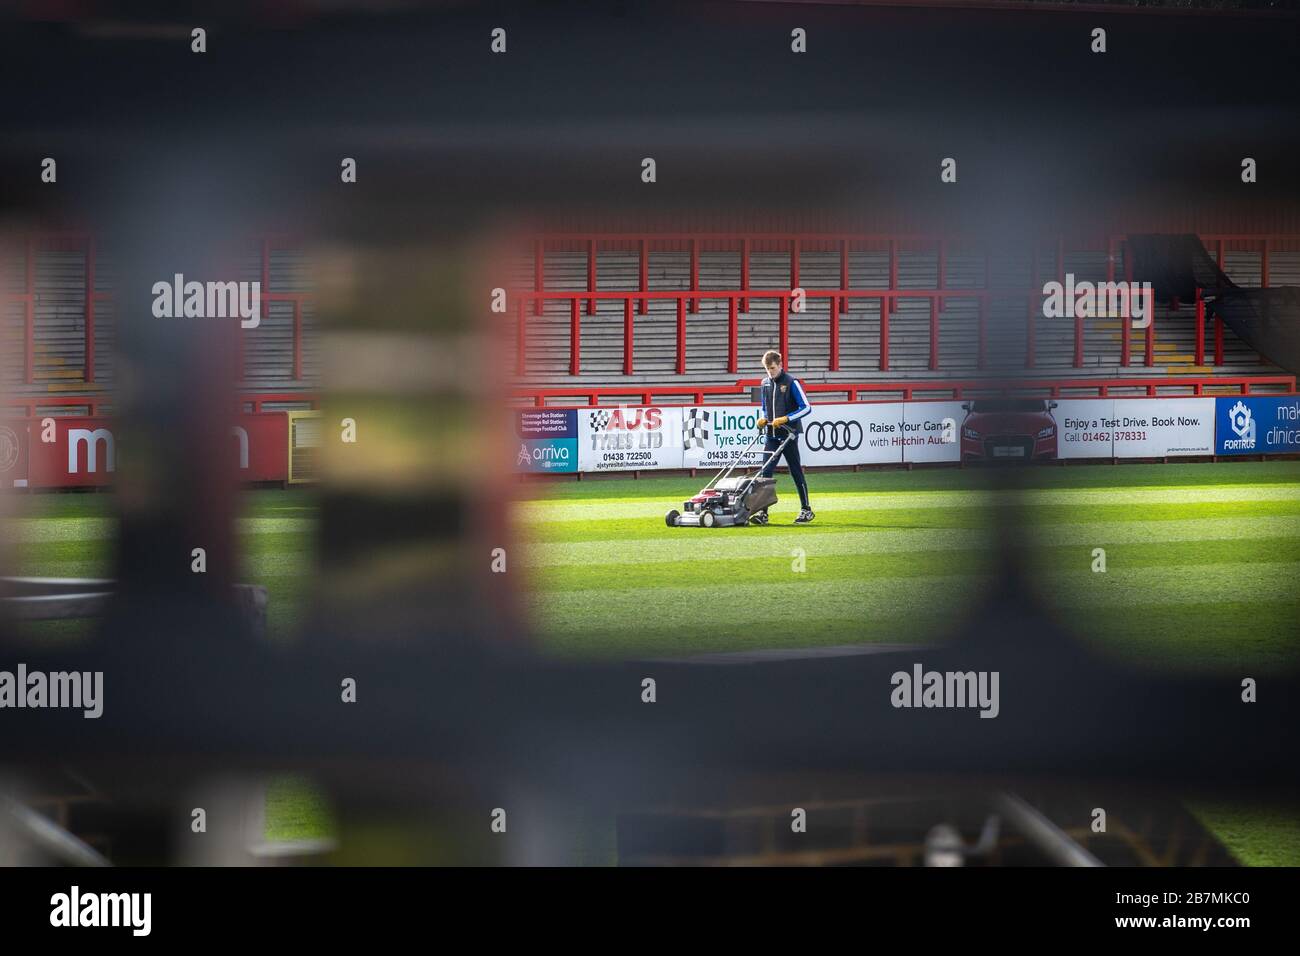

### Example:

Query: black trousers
xmin=759 ymin=430 xmax=811 ymax=510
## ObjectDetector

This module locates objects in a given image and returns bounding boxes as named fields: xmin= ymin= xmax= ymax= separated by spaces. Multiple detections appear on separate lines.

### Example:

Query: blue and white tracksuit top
xmin=758 ymin=371 xmax=812 ymax=437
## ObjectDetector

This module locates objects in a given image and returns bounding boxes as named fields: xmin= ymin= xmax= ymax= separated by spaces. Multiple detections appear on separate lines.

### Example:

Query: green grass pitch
xmin=517 ymin=459 xmax=1300 ymax=866
xmin=8 ymin=489 xmax=314 ymax=645
xmin=518 ymin=460 xmax=1300 ymax=674
xmin=7 ymin=465 xmax=1298 ymax=864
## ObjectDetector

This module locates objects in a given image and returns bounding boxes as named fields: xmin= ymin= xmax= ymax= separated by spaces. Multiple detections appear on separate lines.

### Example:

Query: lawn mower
xmin=666 ymin=429 xmax=793 ymax=528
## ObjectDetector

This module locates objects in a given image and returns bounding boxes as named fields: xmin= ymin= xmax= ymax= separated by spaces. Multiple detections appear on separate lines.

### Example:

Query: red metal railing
xmin=1195 ymin=235 xmax=1290 ymax=371
xmin=241 ymin=391 xmax=319 ymax=413
xmin=511 ymin=375 xmax=1296 ymax=408
xmin=2 ymin=233 xmax=313 ymax=387
xmin=0 ymin=232 xmax=107 ymax=386
xmin=1107 ymin=232 xmax=1292 ymax=371
xmin=259 ymin=235 xmax=313 ymax=382
xmin=535 ymin=231 xmax=1113 ymax=368
xmin=3 ymin=394 xmax=113 ymax=417
xmin=536 ymin=231 xmax=975 ymax=320
xmin=515 ymin=287 xmax=1099 ymax=378
xmin=527 ymin=231 xmax=1300 ymax=378
xmin=3 ymin=392 xmax=319 ymax=417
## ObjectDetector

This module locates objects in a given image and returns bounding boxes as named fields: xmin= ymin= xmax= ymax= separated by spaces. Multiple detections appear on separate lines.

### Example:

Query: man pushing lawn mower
xmin=665 ymin=350 xmax=814 ymax=529
xmin=754 ymin=350 xmax=815 ymax=525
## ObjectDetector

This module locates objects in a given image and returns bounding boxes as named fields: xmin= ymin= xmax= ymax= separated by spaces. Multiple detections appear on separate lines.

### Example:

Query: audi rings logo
xmin=805 ymin=420 xmax=863 ymax=452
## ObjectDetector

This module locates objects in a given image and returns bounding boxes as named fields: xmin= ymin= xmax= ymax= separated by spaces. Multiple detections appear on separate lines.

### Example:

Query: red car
xmin=960 ymin=399 xmax=1059 ymax=462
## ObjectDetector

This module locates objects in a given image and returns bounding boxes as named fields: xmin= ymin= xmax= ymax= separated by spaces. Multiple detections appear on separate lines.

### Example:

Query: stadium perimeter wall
xmin=515 ymin=394 xmax=1300 ymax=476
xmin=1 ymin=412 xmax=299 ymax=489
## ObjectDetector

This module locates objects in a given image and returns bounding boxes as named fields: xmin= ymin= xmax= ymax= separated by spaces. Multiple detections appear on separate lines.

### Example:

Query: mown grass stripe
xmin=530 ymin=572 xmax=979 ymax=640
xmin=533 ymin=549 xmax=986 ymax=591
xmin=11 ymin=515 xmax=315 ymax=543
xmin=1064 ymin=603 xmax=1299 ymax=674
xmin=538 ymin=615 xmax=954 ymax=658
xmin=521 ymin=525 xmax=987 ymax=566
xmin=524 ymin=501 xmax=1300 ymax=546
xmin=529 ymin=564 xmax=1297 ymax=626
xmin=11 ymin=518 xmax=117 ymax=543
xmin=527 ymin=508 xmax=991 ymax=545
xmin=520 ymin=514 xmax=1300 ymax=567
xmin=531 ymin=536 xmax=1300 ymax=593
xmin=525 ymin=461 xmax=1300 ymax=502
xmin=1041 ymin=562 xmax=1300 ymax=609
xmin=1028 ymin=514 xmax=1300 ymax=548
xmin=516 ymin=484 xmax=1300 ymax=524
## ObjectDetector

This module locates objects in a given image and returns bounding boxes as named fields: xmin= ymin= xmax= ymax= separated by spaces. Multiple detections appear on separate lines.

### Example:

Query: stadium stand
xmin=5 ymin=230 xmax=1295 ymax=411
xmin=2 ymin=234 xmax=318 ymax=410
xmin=510 ymin=233 xmax=1299 ymax=390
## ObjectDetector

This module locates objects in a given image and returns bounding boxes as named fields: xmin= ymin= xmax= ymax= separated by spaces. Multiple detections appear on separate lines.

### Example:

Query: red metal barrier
xmin=5 ymin=411 xmax=296 ymax=489
xmin=259 ymin=235 xmax=313 ymax=383
xmin=727 ymin=297 xmax=738 ymax=374
xmin=675 ymin=297 xmax=686 ymax=375
xmin=623 ymin=299 xmax=634 ymax=375
xmin=4 ymin=395 xmax=112 ymax=417
xmin=3 ymin=392 xmax=318 ymax=416
xmin=530 ymin=231 xmax=1300 ymax=380
xmin=689 ymin=238 xmax=699 ymax=314
xmin=22 ymin=235 xmax=35 ymax=384
xmin=638 ymin=238 xmax=648 ymax=315
xmin=241 ymin=392 xmax=319 ymax=413
xmin=512 ymin=375 xmax=1296 ymax=407
xmin=517 ymin=287 xmax=1057 ymax=376
xmin=829 ymin=297 xmax=840 ymax=372
xmin=778 ymin=295 xmax=789 ymax=361
xmin=570 ymin=299 xmax=582 ymax=376
xmin=840 ymin=239 xmax=851 ymax=313
xmin=536 ymin=233 xmax=941 ymax=375
xmin=888 ymin=238 xmax=898 ymax=317
xmin=1 ymin=232 xmax=97 ymax=385
xmin=740 ymin=237 xmax=750 ymax=312
xmin=1194 ymin=288 xmax=1205 ymax=367
xmin=1121 ymin=244 xmax=1133 ymax=368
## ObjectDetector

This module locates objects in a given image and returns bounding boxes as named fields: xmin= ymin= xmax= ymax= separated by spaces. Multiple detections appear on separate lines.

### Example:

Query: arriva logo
xmin=517 ymin=442 xmax=570 ymax=467
xmin=1224 ymin=400 xmax=1256 ymax=450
